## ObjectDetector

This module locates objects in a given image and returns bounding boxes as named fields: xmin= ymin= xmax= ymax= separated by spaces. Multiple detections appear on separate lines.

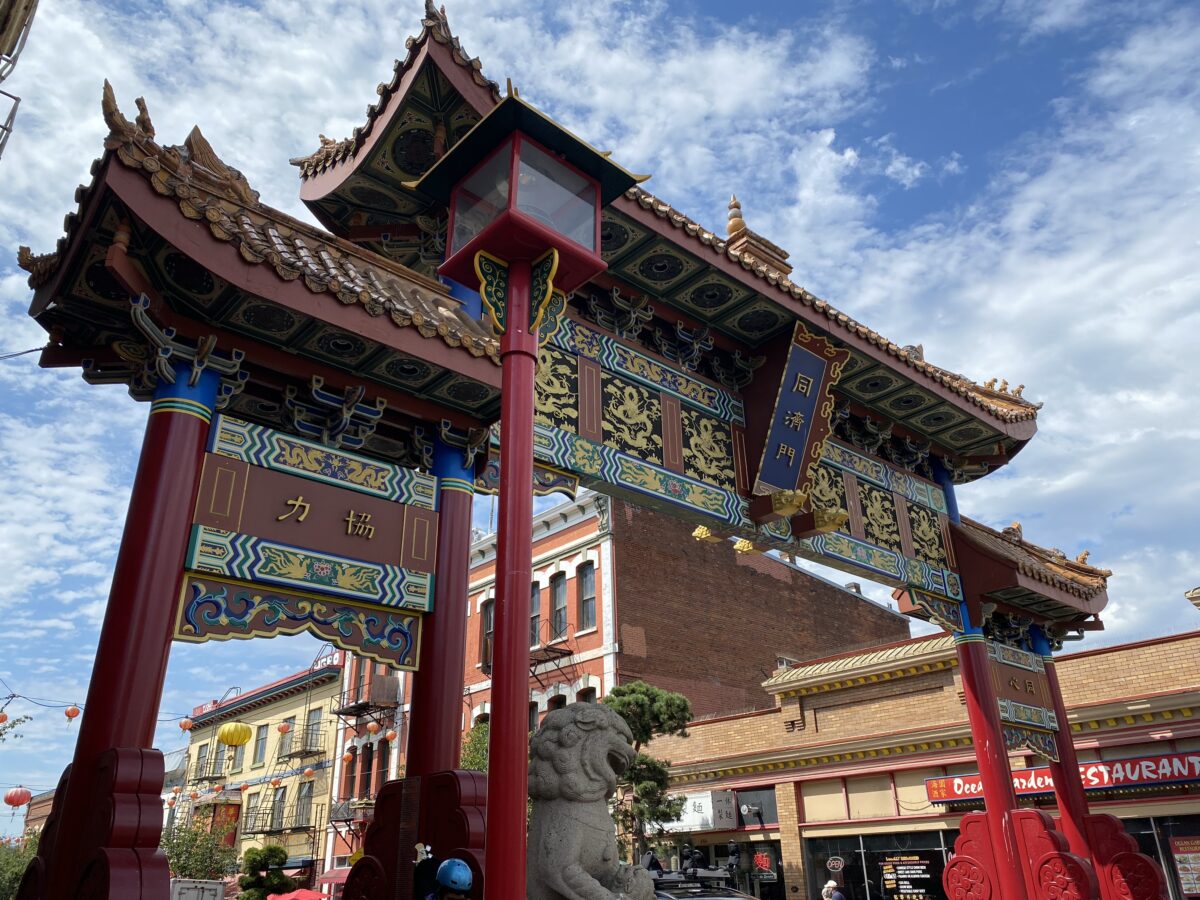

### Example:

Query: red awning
xmin=318 ymin=867 xmax=351 ymax=884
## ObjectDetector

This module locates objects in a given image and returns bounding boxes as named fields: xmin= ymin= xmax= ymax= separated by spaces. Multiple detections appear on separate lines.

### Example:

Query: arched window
xmin=547 ymin=694 xmax=567 ymax=712
xmin=576 ymin=687 xmax=597 ymax=704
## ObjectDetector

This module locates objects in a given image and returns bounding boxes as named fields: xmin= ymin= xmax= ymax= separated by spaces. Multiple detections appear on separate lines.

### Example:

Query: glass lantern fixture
xmin=408 ymin=93 xmax=645 ymax=296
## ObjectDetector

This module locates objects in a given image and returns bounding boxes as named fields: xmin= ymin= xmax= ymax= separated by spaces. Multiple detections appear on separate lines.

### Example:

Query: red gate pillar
xmin=1030 ymin=626 xmax=1091 ymax=860
xmin=407 ymin=435 xmax=475 ymax=776
xmin=956 ymin=628 xmax=1030 ymax=900
xmin=484 ymin=257 xmax=536 ymax=900
xmin=23 ymin=362 xmax=220 ymax=900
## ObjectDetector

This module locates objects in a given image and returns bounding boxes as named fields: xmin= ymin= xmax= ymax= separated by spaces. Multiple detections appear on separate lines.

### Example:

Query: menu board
xmin=879 ymin=853 xmax=937 ymax=900
xmin=1172 ymin=837 xmax=1200 ymax=896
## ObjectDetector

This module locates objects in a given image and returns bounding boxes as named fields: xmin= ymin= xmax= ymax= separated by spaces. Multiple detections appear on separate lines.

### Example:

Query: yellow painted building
xmin=178 ymin=649 xmax=344 ymax=886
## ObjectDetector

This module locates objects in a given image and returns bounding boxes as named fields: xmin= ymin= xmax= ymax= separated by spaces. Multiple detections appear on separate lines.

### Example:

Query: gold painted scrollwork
xmin=680 ymin=407 xmax=735 ymax=490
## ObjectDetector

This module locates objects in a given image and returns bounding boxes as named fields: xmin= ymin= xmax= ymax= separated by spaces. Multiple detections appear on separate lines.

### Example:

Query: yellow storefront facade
xmin=648 ymin=631 xmax=1200 ymax=900
xmin=177 ymin=650 xmax=344 ymax=886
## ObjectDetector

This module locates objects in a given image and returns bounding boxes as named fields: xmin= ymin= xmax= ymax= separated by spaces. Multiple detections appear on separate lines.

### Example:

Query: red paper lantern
xmin=213 ymin=784 xmax=225 ymax=793
xmin=64 ymin=706 xmax=81 ymax=723
xmin=172 ymin=786 xmax=182 ymax=795
xmin=239 ymin=783 xmax=249 ymax=792
xmin=384 ymin=730 xmax=397 ymax=742
xmin=189 ymin=791 xmax=199 ymax=800
xmin=179 ymin=718 xmax=193 ymax=732
xmin=303 ymin=768 xmax=315 ymax=779
xmin=365 ymin=721 xmax=381 ymax=735
xmin=4 ymin=787 xmax=32 ymax=809
xmin=270 ymin=778 xmax=281 ymax=788
xmin=167 ymin=798 xmax=176 ymax=808
xmin=276 ymin=722 xmax=291 ymax=735
xmin=0 ymin=711 xmax=8 ymax=725
xmin=342 ymin=752 xmax=353 ymax=764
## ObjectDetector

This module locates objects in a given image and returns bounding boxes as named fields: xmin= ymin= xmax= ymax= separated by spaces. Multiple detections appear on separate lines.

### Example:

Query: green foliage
xmin=159 ymin=816 xmax=237 ymax=881
xmin=238 ymin=844 xmax=295 ymax=900
xmin=0 ymin=715 xmax=31 ymax=744
xmin=0 ymin=831 xmax=38 ymax=899
xmin=460 ymin=721 xmax=489 ymax=772
xmin=603 ymin=682 xmax=692 ymax=858
xmin=602 ymin=681 xmax=690 ymax=750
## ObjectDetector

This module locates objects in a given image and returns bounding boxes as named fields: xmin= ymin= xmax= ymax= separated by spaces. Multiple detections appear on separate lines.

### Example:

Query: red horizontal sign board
xmin=926 ymin=752 xmax=1200 ymax=802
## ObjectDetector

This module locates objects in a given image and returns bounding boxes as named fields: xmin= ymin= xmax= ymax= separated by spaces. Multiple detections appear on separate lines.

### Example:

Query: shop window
xmin=481 ymin=600 xmax=494 ymax=670
xmin=253 ymin=724 xmax=269 ymax=766
xmin=803 ymin=830 xmax=957 ymax=900
xmin=551 ymin=573 xmax=567 ymax=639
xmin=576 ymin=687 xmax=597 ymax=704
xmin=530 ymin=583 xmax=541 ymax=647
xmin=578 ymin=562 xmax=596 ymax=630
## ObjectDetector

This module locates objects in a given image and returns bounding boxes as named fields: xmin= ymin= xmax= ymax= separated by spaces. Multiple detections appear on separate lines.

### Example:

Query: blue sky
xmin=1 ymin=0 xmax=1198 ymax=833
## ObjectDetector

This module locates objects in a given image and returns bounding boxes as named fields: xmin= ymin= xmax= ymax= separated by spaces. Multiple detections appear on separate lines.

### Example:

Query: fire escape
xmin=0 ymin=0 xmax=39 ymax=163
xmin=329 ymin=668 xmax=401 ymax=846
xmin=528 ymin=619 xmax=579 ymax=690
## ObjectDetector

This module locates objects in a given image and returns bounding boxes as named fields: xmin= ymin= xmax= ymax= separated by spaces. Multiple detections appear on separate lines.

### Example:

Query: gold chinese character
xmin=775 ymin=443 xmax=796 ymax=467
xmin=1008 ymin=676 xmax=1021 ymax=691
xmin=277 ymin=496 xmax=310 ymax=522
xmin=1026 ymin=679 xmax=1036 ymax=694
xmin=784 ymin=410 xmax=806 ymax=429
xmin=793 ymin=372 xmax=814 ymax=395
xmin=345 ymin=511 xmax=375 ymax=539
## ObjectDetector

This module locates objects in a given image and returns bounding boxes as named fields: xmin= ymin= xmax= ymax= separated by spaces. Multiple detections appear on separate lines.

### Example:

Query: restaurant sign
xmin=926 ymin=751 xmax=1200 ymax=803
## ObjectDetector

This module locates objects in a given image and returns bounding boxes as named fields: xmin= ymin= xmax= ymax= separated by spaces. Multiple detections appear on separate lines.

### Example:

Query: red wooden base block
xmin=343 ymin=771 xmax=486 ymax=900
xmin=18 ymin=750 xmax=168 ymax=900
xmin=1085 ymin=814 xmax=1167 ymax=900
xmin=943 ymin=813 xmax=998 ymax=900
xmin=1012 ymin=809 xmax=1098 ymax=900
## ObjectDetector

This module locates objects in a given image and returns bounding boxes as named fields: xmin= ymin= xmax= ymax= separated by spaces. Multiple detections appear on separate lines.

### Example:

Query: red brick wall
xmin=610 ymin=501 xmax=911 ymax=717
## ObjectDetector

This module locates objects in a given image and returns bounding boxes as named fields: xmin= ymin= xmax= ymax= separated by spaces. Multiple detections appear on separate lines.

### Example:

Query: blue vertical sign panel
xmin=753 ymin=324 xmax=850 ymax=496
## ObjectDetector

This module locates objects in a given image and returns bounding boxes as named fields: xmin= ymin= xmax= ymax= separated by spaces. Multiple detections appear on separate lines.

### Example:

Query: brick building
xmin=644 ymin=630 xmax=1200 ymax=900
xmin=462 ymin=493 xmax=911 ymax=728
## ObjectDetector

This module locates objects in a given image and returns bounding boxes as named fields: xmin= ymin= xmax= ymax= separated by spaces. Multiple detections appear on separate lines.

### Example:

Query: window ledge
xmin=548 ymin=636 xmax=570 ymax=646
xmin=574 ymin=627 xmax=597 ymax=638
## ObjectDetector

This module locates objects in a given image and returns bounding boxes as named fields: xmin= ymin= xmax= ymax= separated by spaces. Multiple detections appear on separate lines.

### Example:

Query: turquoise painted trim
xmin=820 ymin=440 xmax=948 ymax=514
xmin=210 ymin=414 xmax=437 ymax=509
xmin=186 ymin=525 xmax=432 ymax=612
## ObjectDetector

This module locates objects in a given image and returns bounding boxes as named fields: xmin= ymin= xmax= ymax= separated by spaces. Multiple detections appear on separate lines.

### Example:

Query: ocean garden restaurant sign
xmin=926 ymin=751 xmax=1200 ymax=803
xmin=173 ymin=414 xmax=438 ymax=669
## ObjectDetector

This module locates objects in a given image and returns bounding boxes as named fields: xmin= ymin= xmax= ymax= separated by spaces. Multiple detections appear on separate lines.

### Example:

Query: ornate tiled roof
xmin=290 ymin=0 xmax=500 ymax=179
xmin=622 ymin=186 xmax=1041 ymax=425
xmin=958 ymin=517 xmax=1110 ymax=601
xmin=762 ymin=634 xmax=955 ymax=692
xmin=19 ymin=82 xmax=500 ymax=364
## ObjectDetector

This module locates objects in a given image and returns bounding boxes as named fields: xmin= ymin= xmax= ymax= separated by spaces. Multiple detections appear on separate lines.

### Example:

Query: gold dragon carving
xmin=909 ymin=505 xmax=947 ymax=566
xmin=535 ymin=347 xmax=577 ymax=432
xmin=861 ymin=485 xmax=902 ymax=551
xmin=682 ymin=413 xmax=732 ymax=484
xmin=603 ymin=379 xmax=662 ymax=461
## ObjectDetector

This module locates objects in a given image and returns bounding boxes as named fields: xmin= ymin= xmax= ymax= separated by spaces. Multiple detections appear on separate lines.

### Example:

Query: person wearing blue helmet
xmin=426 ymin=858 xmax=473 ymax=900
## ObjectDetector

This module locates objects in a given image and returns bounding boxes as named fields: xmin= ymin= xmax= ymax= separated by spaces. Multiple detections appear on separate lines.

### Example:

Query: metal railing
xmin=242 ymin=802 xmax=325 ymax=834
xmin=277 ymin=724 xmax=325 ymax=759
xmin=331 ymin=676 xmax=399 ymax=716
xmin=190 ymin=755 xmax=227 ymax=782
xmin=329 ymin=798 xmax=374 ymax=824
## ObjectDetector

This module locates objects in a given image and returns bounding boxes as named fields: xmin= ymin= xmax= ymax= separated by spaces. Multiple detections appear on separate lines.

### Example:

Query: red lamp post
xmin=410 ymin=92 xmax=640 ymax=898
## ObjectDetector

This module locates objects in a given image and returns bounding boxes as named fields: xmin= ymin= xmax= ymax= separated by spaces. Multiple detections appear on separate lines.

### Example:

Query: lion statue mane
xmin=527 ymin=702 xmax=654 ymax=900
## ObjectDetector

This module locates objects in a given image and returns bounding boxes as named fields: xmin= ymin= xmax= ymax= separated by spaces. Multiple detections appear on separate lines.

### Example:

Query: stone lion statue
xmin=527 ymin=703 xmax=654 ymax=900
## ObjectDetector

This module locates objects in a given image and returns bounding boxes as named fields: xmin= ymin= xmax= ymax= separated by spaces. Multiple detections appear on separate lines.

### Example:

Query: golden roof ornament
xmin=1076 ymin=550 xmax=1090 ymax=565
xmin=724 ymin=194 xmax=792 ymax=275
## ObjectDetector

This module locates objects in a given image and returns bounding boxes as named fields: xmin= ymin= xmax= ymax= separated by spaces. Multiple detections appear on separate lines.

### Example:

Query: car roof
xmin=654 ymin=888 xmax=756 ymax=899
